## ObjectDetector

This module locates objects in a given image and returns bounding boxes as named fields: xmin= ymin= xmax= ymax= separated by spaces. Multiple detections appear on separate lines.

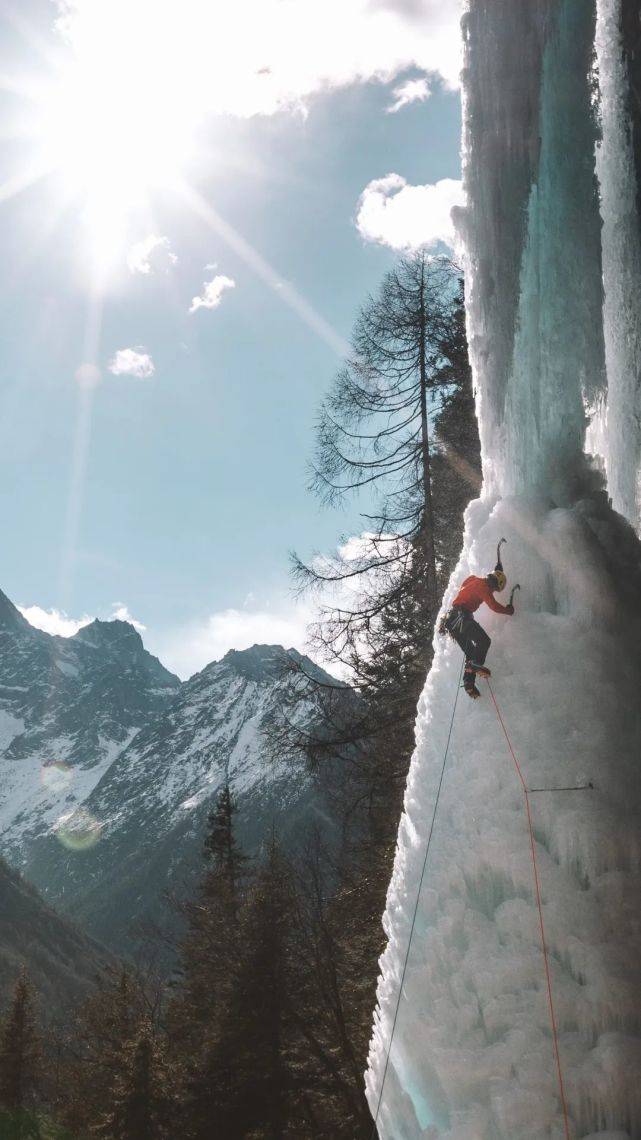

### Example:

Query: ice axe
xmin=496 ymin=537 xmax=507 ymax=571
xmin=509 ymin=583 xmax=521 ymax=607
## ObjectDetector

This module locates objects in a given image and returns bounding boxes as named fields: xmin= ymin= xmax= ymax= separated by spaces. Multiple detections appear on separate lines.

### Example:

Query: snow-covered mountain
xmin=0 ymin=589 xmax=179 ymax=865
xmin=0 ymin=599 xmax=342 ymax=951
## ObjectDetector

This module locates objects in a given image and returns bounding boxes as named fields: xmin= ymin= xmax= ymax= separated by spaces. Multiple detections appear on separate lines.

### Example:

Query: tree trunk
xmin=418 ymin=260 xmax=439 ymax=615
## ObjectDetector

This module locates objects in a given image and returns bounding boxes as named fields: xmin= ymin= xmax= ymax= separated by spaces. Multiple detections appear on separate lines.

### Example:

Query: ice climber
xmin=441 ymin=540 xmax=514 ymax=700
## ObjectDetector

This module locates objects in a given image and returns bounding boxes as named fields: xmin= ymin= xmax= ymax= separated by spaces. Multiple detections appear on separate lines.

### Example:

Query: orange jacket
xmin=452 ymin=575 xmax=512 ymax=615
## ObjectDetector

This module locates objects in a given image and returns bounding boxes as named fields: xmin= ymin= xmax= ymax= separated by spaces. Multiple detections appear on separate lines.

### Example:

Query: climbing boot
xmin=463 ymin=669 xmax=481 ymax=700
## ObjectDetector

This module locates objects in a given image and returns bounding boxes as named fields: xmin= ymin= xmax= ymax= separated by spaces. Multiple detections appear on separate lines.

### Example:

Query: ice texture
xmin=593 ymin=0 xmax=641 ymax=526
xmin=366 ymin=1 xmax=641 ymax=1137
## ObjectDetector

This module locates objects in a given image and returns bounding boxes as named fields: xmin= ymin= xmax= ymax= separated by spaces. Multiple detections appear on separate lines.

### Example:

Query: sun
xmin=25 ymin=0 xmax=206 ymax=278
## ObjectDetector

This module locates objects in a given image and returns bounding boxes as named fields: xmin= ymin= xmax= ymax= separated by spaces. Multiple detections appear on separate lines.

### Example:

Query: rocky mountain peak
xmin=221 ymin=643 xmax=296 ymax=682
xmin=72 ymin=617 xmax=144 ymax=651
xmin=218 ymin=643 xmax=337 ymax=687
xmin=70 ymin=618 xmax=179 ymax=687
xmin=0 ymin=588 xmax=34 ymax=634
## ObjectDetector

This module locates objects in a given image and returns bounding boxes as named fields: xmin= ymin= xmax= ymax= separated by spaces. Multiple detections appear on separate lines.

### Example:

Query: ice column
xmin=595 ymin=0 xmax=641 ymax=527
xmin=366 ymin=1 xmax=641 ymax=1137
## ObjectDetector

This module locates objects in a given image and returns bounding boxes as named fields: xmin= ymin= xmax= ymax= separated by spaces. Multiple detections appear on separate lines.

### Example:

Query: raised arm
xmin=482 ymin=580 xmax=514 ymax=614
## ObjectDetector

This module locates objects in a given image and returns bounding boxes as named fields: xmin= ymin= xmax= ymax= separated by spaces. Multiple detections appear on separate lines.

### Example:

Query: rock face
xmin=0 ymin=593 xmax=344 ymax=952
xmin=0 ymin=856 xmax=111 ymax=1019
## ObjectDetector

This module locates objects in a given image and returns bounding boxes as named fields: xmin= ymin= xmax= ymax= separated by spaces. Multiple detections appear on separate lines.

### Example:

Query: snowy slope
xmin=25 ymin=645 xmax=345 ymax=951
xmin=367 ymin=1 xmax=641 ymax=1138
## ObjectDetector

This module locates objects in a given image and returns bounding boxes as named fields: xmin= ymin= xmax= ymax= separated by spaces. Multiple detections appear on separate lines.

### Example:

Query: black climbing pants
xmin=443 ymin=606 xmax=491 ymax=665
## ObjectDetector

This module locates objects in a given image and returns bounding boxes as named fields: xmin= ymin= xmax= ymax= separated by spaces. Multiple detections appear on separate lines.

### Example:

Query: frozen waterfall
xmin=366 ymin=2 xmax=641 ymax=1138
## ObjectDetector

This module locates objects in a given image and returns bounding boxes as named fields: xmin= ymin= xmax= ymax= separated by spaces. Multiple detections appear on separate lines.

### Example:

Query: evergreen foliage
xmin=99 ymin=1021 xmax=170 ymax=1140
xmin=58 ymin=967 xmax=152 ymax=1137
xmin=0 ymin=970 xmax=41 ymax=1118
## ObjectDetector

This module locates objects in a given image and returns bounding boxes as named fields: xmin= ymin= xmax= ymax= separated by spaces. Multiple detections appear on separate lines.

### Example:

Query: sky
xmin=0 ymin=0 xmax=463 ymax=678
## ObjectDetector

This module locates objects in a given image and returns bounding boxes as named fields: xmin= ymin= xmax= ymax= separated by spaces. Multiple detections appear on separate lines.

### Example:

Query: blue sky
xmin=1 ymin=0 xmax=462 ymax=677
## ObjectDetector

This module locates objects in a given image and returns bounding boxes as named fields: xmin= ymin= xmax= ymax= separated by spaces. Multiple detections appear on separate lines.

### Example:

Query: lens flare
xmin=55 ymin=807 xmax=102 ymax=851
xmin=41 ymin=760 xmax=73 ymax=793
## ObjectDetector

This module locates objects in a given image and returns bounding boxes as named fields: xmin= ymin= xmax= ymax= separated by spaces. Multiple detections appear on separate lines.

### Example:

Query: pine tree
xmin=171 ymin=785 xmax=246 ymax=1043
xmin=0 ymin=969 xmax=41 ymax=1118
xmin=284 ymin=843 xmax=375 ymax=1139
xmin=169 ymin=785 xmax=250 ymax=1137
xmin=293 ymin=252 xmax=463 ymax=680
xmin=285 ymin=256 xmax=480 ymax=821
xmin=100 ymin=1022 xmax=170 ymax=1140
xmin=210 ymin=836 xmax=293 ymax=1140
xmin=203 ymin=783 xmax=247 ymax=894
xmin=59 ymin=967 xmax=148 ymax=1137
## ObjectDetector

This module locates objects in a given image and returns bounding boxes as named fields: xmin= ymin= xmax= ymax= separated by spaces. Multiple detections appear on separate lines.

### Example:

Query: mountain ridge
xmin=0 ymin=854 xmax=112 ymax=1017
xmin=0 ymin=588 xmax=347 ymax=954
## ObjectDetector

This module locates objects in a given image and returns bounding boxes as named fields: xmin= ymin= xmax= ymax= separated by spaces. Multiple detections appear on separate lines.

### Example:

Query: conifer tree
xmin=285 ymin=258 xmax=481 ymax=815
xmin=59 ymin=967 xmax=147 ymax=1137
xmin=100 ymin=1022 xmax=170 ymax=1140
xmin=169 ymin=785 xmax=250 ymax=1136
xmin=284 ymin=844 xmax=375 ymax=1139
xmin=0 ymin=969 xmax=41 ymax=1122
xmin=171 ymin=784 xmax=246 ymax=1041
xmin=293 ymin=252 xmax=464 ymax=681
xmin=210 ymin=836 xmax=293 ymax=1140
xmin=204 ymin=782 xmax=247 ymax=894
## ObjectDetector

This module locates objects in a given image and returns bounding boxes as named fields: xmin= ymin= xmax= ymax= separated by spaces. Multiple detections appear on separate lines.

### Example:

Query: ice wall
xmin=366 ymin=1 xmax=641 ymax=1137
xmin=594 ymin=0 xmax=641 ymax=525
xmin=458 ymin=0 xmax=606 ymax=500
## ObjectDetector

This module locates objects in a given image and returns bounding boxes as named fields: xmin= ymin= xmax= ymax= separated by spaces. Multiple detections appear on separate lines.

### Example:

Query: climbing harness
xmin=369 ymin=659 xmax=465 ymax=1138
xmin=486 ymin=678 xmax=572 ymax=1140
xmin=439 ymin=605 xmax=464 ymax=639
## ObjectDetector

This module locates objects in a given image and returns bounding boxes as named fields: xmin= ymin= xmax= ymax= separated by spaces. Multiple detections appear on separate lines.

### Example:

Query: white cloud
xmin=151 ymin=602 xmax=315 ymax=680
xmin=108 ymin=347 xmax=155 ymax=379
xmin=152 ymin=530 xmax=406 ymax=679
xmin=18 ymin=605 xmax=92 ymax=638
xmin=189 ymin=274 xmax=236 ymax=314
xmin=55 ymin=1 xmax=463 ymax=124
xmin=387 ymin=76 xmax=431 ymax=113
xmin=110 ymin=603 xmax=146 ymax=632
xmin=19 ymin=602 xmax=147 ymax=638
xmin=127 ymin=234 xmax=177 ymax=275
xmin=355 ymin=172 xmax=465 ymax=251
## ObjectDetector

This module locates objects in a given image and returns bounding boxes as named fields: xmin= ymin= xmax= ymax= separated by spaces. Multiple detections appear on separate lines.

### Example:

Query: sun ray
xmin=177 ymin=180 xmax=351 ymax=359
xmin=58 ymin=291 xmax=103 ymax=610
xmin=0 ymin=160 xmax=53 ymax=206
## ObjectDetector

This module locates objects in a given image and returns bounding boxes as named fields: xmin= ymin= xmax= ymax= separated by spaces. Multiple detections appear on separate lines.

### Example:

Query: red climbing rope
xmin=486 ymin=678 xmax=572 ymax=1140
